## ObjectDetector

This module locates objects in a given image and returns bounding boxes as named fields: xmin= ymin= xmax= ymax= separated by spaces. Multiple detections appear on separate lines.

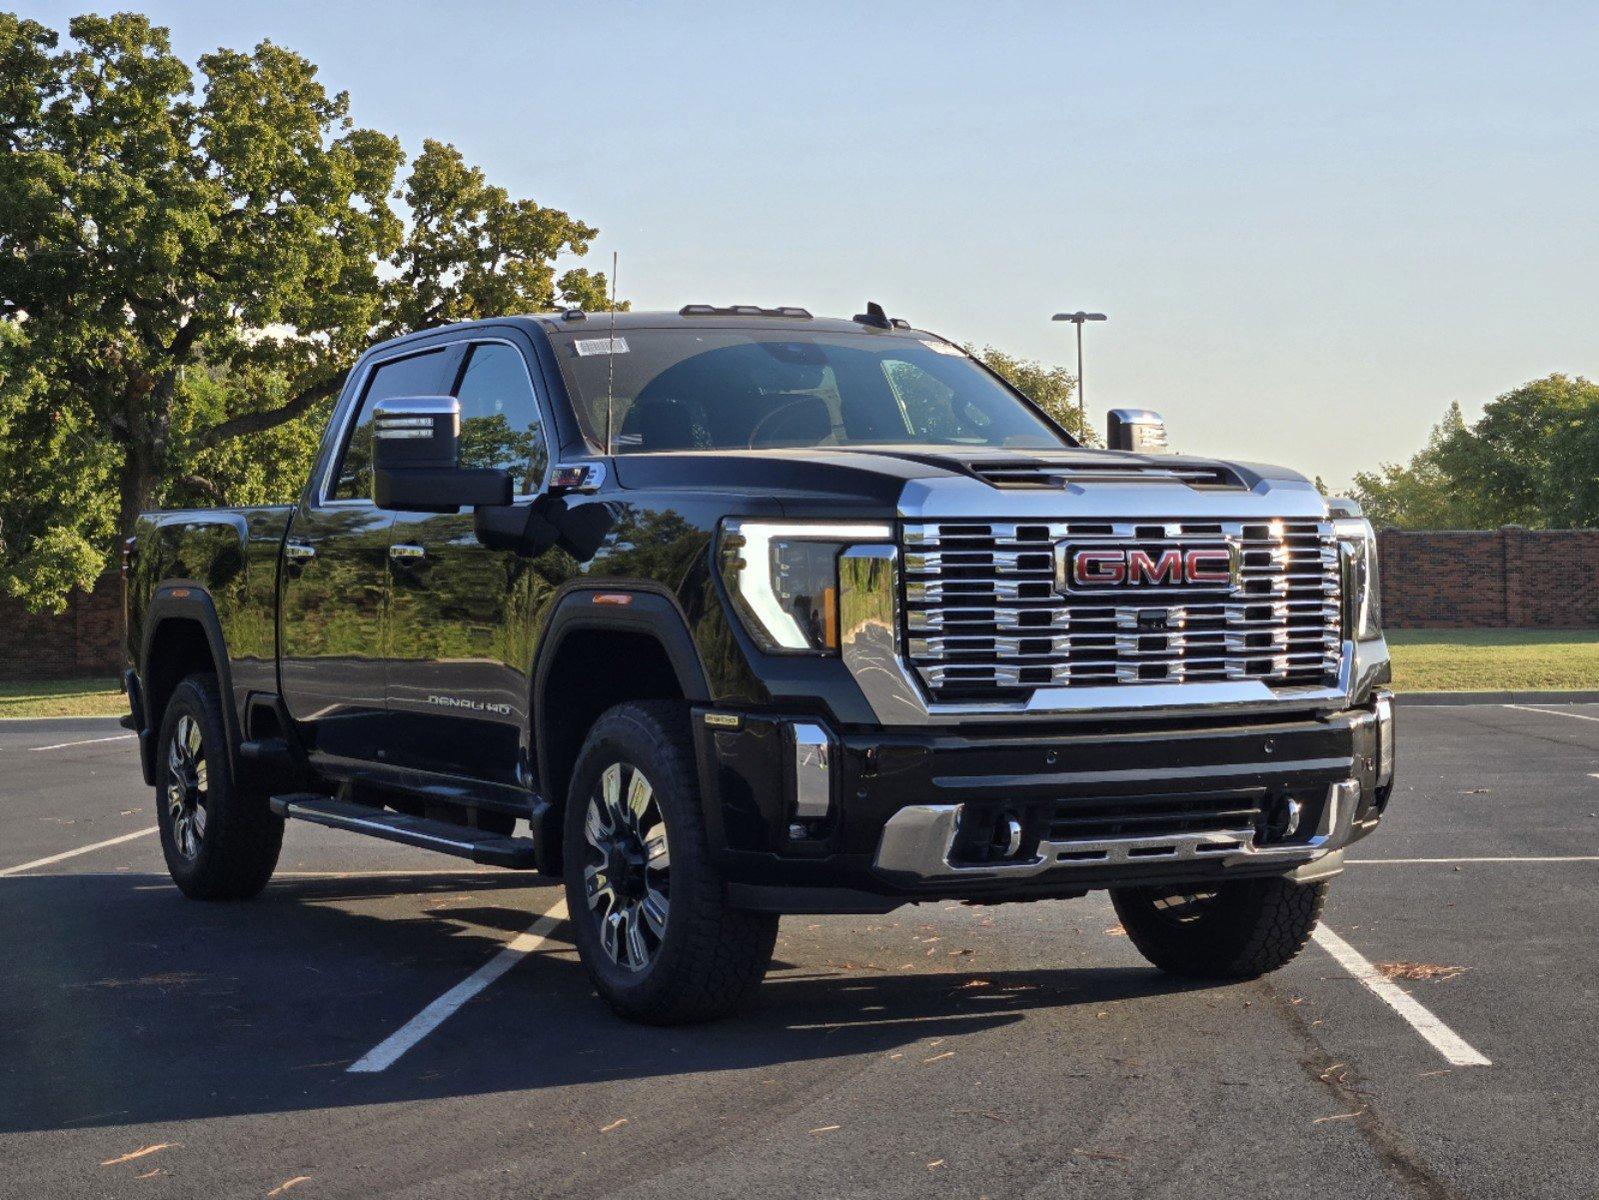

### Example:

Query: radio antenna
xmin=604 ymin=251 xmax=618 ymax=457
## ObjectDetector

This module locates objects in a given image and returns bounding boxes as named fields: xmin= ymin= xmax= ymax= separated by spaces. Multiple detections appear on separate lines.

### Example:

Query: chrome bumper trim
xmin=872 ymin=780 xmax=1359 ymax=881
xmin=791 ymin=722 xmax=833 ymax=820
xmin=1374 ymin=689 xmax=1395 ymax=788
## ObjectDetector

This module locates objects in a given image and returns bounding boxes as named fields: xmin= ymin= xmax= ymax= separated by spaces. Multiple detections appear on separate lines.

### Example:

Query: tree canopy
xmin=1350 ymin=375 xmax=1599 ymax=529
xmin=0 ymin=12 xmax=611 ymax=610
xmin=973 ymin=345 xmax=1097 ymax=445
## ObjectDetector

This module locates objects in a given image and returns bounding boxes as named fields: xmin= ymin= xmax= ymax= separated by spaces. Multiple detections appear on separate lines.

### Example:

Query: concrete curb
xmin=1397 ymin=690 xmax=1599 ymax=707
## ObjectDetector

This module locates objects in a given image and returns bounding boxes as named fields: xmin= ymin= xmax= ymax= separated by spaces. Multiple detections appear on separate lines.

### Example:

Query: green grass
xmin=0 ymin=678 xmax=125 ymax=719
xmin=1386 ymin=629 xmax=1599 ymax=692
xmin=0 ymin=632 xmax=1588 ymax=714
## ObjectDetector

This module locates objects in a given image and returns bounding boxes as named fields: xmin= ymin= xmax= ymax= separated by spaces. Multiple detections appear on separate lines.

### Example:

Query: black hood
xmin=609 ymin=445 xmax=1305 ymax=506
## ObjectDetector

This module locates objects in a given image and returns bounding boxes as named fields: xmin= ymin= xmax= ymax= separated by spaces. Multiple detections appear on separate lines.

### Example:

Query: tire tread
xmin=1112 ymin=876 xmax=1327 ymax=980
xmin=157 ymin=672 xmax=283 ymax=901
xmin=565 ymin=700 xmax=777 ymax=1024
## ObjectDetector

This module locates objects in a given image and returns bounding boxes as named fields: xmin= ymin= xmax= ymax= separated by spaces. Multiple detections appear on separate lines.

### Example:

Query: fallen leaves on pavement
xmin=74 ymin=972 xmax=200 ymax=990
xmin=101 ymin=1144 xmax=178 ymax=1167
xmin=1376 ymin=962 xmax=1468 ymax=981
xmin=1312 ymin=1108 xmax=1367 ymax=1124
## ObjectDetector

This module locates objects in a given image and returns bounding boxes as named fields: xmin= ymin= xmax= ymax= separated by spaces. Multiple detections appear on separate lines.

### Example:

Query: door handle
xmin=284 ymin=541 xmax=316 ymax=562
xmin=389 ymin=543 xmax=426 ymax=561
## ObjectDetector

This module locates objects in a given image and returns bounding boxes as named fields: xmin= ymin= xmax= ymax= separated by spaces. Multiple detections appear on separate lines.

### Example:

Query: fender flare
xmin=137 ymin=584 xmax=242 ymax=786
xmin=530 ymin=585 xmax=712 ymax=805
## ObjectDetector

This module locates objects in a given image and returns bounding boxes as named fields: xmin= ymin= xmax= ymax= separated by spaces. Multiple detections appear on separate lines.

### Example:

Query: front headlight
xmin=1334 ymin=517 xmax=1383 ymax=641
xmin=718 ymin=519 xmax=894 ymax=654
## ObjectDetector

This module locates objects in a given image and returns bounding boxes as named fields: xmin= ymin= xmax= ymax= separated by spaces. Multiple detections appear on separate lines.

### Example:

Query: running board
xmin=269 ymin=794 xmax=539 ymax=868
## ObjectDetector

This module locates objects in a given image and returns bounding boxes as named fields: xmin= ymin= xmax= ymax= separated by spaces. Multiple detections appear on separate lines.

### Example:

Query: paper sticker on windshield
xmin=920 ymin=339 xmax=965 ymax=357
xmin=574 ymin=336 xmax=629 ymax=356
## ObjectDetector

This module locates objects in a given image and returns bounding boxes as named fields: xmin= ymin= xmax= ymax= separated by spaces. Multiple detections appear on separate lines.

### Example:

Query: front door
xmin=278 ymin=345 xmax=455 ymax=767
xmin=385 ymin=338 xmax=554 ymax=788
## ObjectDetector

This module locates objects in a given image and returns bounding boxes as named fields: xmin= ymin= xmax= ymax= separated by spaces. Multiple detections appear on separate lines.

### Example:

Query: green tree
xmin=971 ymin=345 xmax=1097 ymax=445
xmin=0 ymin=13 xmax=611 ymax=610
xmin=1349 ymin=376 xmax=1599 ymax=529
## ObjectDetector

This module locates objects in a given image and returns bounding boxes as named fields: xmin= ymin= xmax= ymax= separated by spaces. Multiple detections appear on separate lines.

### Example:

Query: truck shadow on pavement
xmin=1 ymin=871 xmax=1214 ymax=1134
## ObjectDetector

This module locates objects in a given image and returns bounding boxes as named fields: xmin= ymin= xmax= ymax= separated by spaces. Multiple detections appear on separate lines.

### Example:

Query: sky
xmin=17 ymin=1 xmax=1599 ymax=486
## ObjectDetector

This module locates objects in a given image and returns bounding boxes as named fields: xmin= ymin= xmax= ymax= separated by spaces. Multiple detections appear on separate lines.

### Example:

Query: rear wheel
xmin=1110 ymin=876 xmax=1327 ymax=980
xmin=155 ymin=672 xmax=283 ymax=900
xmin=563 ymin=701 xmax=777 ymax=1024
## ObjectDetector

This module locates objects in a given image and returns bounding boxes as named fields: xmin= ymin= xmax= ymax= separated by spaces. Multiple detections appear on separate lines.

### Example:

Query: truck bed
xmin=127 ymin=505 xmax=295 ymax=728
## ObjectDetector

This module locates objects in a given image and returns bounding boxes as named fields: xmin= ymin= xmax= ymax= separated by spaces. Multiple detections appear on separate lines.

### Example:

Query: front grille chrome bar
xmin=899 ymin=518 xmax=1342 ymax=703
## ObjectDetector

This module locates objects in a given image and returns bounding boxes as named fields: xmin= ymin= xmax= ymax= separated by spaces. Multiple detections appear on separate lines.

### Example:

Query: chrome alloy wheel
xmin=165 ymin=713 xmax=209 ymax=861
xmin=582 ymin=761 xmax=670 ymax=972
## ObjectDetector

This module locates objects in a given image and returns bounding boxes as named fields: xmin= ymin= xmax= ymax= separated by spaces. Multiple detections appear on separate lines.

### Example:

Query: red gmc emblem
xmin=1058 ymin=542 xmax=1238 ymax=592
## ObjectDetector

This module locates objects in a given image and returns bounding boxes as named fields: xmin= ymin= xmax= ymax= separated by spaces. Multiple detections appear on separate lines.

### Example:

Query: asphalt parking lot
xmin=1 ymin=704 xmax=1596 ymax=1199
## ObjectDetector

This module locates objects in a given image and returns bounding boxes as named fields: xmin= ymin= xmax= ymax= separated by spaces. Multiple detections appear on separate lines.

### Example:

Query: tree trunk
xmin=117 ymin=437 xmax=157 ymax=540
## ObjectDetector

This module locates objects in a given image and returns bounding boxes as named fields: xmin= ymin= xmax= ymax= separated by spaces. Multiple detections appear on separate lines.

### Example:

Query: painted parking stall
xmin=0 ymin=705 xmax=1594 ymax=1196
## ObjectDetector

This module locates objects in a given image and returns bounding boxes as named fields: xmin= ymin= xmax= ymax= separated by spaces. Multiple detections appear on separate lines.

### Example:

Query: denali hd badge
xmin=1056 ymin=541 xmax=1239 ymax=594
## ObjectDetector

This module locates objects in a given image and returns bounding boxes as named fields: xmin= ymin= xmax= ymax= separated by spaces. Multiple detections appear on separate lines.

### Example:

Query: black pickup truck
xmin=124 ymin=304 xmax=1394 ymax=1024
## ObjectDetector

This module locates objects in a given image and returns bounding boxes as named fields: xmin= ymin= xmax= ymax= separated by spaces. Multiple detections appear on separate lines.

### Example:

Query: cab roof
xmin=528 ymin=307 xmax=935 ymax=339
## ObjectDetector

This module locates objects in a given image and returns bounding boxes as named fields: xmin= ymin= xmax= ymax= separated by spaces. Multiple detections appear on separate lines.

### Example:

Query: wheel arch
xmin=531 ymin=587 xmax=712 ymax=868
xmin=138 ymin=586 xmax=240 ymax=787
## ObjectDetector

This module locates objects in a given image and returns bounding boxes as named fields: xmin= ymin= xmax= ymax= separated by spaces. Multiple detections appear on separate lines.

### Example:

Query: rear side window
xmin=452 ymin=343 xmax=547 ymax=493
xmin=330 ymin=349 xmax=449 ymax=500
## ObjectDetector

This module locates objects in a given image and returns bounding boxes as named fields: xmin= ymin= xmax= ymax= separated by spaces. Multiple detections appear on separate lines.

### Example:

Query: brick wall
xmin=1378 ymin=527 xmax=1599 ymax=628
xmin=0 ymin=575 xmax=124 ymax=681
xmin=3 ymin=531 xmax=1598 ymax=675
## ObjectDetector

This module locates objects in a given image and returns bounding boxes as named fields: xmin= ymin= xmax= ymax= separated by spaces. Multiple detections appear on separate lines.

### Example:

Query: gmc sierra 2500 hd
xmin=124 ymin=304 xmax=1394 ymax=1024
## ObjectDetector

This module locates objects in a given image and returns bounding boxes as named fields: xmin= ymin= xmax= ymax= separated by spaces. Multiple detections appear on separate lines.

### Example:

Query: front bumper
xmin=873 ymin=779 xmax=1359 ymax=884
xmin=695 ymin=693 xmax=1393 ymax=912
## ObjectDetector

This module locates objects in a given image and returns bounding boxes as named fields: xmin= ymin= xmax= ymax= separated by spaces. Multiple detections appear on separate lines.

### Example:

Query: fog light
xmin=1261 ymin=794 xmax=1303 ymax=843
xmin=991 ymin=811 xmax=1025 ymax=859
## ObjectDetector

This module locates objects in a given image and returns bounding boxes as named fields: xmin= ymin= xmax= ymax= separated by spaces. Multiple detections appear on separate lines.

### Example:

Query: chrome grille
xmin=901 ymin=519 xmax=1341 ymax=700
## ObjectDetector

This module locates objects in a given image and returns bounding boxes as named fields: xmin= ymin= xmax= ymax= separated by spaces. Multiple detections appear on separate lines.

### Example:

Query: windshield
xmin=548 ymin=328 xmax=1072 ymax=454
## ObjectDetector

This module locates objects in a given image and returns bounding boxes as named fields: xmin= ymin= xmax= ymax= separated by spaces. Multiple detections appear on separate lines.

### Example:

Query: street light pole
xmin=1051 ymin=310 xmax=1107 ymax=434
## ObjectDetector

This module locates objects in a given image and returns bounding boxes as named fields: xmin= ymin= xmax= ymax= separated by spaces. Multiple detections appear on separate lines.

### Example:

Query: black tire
xmin=1110 ymin=876 xmax=1328 ymax=980
xmin=155 ymin=672 xmax=283 ymax=900
xmin=562 ymin=700 xmax=778 ymax=1024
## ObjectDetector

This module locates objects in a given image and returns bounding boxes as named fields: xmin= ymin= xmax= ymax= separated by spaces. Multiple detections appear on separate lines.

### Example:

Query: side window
xmin=330 ymin=349 xmax=448 ymax=501
xmin=453 ymin=342 xmax=547 ymax=493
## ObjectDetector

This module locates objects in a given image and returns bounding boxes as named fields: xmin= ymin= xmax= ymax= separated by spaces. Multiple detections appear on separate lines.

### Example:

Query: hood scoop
xmin=967 ymin=458 xmax=1242 ymax=490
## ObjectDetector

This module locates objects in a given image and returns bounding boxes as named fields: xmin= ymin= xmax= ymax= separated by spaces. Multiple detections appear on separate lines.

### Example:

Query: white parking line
xmin=348 ymin=896 xmax=570 ymax=1073
xmin=274 ymin=869 xmax=504 ymax=878
xmin=29 ymin=733 xmax=136 ymax=752
xmin=1312 ymin=925 xmax=1491 ymax=1067
xmin=1350 ymin=856 xmax=1599 ymax=864
xmin=1503 ymin=704 xmax=1599 ymax=724
xmin=0 ymin=827 xmax=159 ymax=877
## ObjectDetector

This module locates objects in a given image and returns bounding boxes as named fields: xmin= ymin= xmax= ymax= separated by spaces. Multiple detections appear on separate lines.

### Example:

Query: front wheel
xmin=155 ymin=672 xmax=283 ymax=900
xmin=1110 ymin=876 xmax=1327 ymax=980
xmin=563 ymin=701 xmax=777 ymax=1024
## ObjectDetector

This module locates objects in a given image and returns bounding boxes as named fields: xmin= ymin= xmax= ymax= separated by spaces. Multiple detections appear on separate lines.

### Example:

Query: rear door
xmin=384 ymin=337 xmax=554 ymax=787
xmin=278 ymin=345 xmax=456 ymax=766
